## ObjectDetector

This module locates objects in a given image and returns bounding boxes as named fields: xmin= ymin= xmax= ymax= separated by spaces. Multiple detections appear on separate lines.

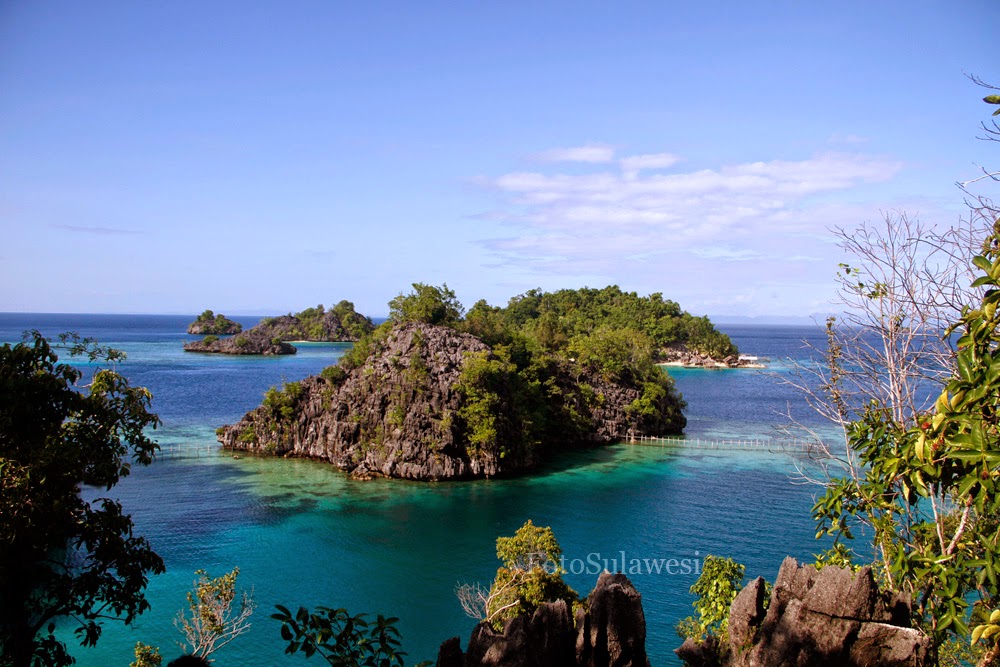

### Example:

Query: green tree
xmin=456 ymin=520 xmax=579 ymax=629
xmin=675 ymin=555 xmax=746 ymax=643
xmin=0 ymin=332 xmax=164 ymax=667
xmin=388 ymin=283 xmax=464 ymax=327
xmin=130 ymin=642 xmax=163 ymax=667
xmin=175 ymin=567 xmax=256 ymax=660
xmin=812 ymin=229 xmax=1000 ymax=657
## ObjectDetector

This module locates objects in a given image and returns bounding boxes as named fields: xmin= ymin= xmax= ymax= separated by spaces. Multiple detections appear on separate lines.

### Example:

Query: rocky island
xmin=253 ymin=301 xmax=375 ymax=342
xmin=183 ymin=329 xmax=297 ymax=355
xmin=183 ymin=301 xmax=374 ymax=356
xmin=217 ymin=284 xmax=740 ymax=480
xmin=186 ymin=309 xmax=242 ymax=335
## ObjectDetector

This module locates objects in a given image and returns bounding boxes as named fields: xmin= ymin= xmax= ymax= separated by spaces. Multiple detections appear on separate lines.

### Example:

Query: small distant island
xmin=187 ymin=310 xmax=242 ymax=335
xmin=218 ymin=284 xmax=740 ymax=480
xmin=184 ymin=301 xmax=374 ymax=355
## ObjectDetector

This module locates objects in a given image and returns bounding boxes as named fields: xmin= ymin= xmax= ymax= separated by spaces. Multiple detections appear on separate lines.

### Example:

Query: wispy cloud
xmin=533 ymin=144 xmax=616 ymax=164
xmin=620 ymin=152 xmax=681 ymax=177
xmin=475 ymin=149 xmax=904 ymax=279
xmin=51 ymin=224 xmax=143 ymax=236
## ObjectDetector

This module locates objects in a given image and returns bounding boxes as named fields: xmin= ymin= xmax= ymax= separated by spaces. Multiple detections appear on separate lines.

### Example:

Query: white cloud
xmin=620 ymin=152 xmax=681 ymax=178
xmin=472 ymin=149 xmax=910 ymax=315
xmin=533 ymin=144 xmax=616 ymax=163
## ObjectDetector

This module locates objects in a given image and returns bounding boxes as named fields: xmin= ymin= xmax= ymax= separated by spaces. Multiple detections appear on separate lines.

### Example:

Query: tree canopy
xmin=0 ymin=332 xmax=164 ymax=667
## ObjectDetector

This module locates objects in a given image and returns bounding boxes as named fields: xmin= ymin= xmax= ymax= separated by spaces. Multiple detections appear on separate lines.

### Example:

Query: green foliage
xmin=813 ymin=543 xmax=860 ymax=572
xmin=627 ymin=382 xmax=667 ymax=418
xmin=261 ymin=303 xmax=374 ymax=342
xmin=813 ymin=228 xmax=1000 ymax=645
xmin=272 ymin=605 xmax=429 ymax=667
xmin=388 ymin=283 xmax=464 ymax=327
xmin=985 ymin=94 xmax=1000 ymax=116
xmin=191 ymin=310 xmax=242 ymax=335
xmin=485 ymin=521 xmax=579 ymax=629
xmin=494 ymin=285 xmax=737 ymax=360
xmin=233 ymin=335 xmax=249 ymax=348
xmin=495 ymin=519 xmax=562 ymax=568
xmin=321 ymin=364 xmax=347 ymax=385
xmin=0 ymin=332 xmax=164 ymax=667
xmin=339 ymin=328 xmax=381 ymax=371
xmin=263 ymin=381 xmax=304 ymax=421
xmin=175 ymin=567 xmax=256 ymax=659
xmin=130 ymin=642 xmax=162 ymax=667
xmin=332 ymin=300 xmax=376 ymax=340
xmin=676 ymin=555 xmax=745 ymax=642
xmin=569 ymin=327 xmax=654 ymax=382
xmin=201 ymin=334 xmax=219 ymax=344
xmin=973 ymin=608 xmax=1000 ymax=647
xmin=455 ymin=352 xmax=517 ymax=455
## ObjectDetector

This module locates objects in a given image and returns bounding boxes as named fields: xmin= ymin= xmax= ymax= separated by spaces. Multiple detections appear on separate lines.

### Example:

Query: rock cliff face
xmin=438 ymin=572 xmax=649 ymax=667
xmin=183 ymin=329 xmax=296 ymax=355
xmin=675 ymin=557 xmax=930 ymax=667
xmin=217 ymin=322 xmax=685 ymax=480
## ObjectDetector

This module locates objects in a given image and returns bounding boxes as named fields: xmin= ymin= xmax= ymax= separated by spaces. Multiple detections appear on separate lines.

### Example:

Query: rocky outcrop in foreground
xmin=183 ymin=329 xmax=295 ymax=356
xmin=217 ymin=321 xmax=685 ymax=480
xmin=437 ymin=572 xmax=649 ymax=667
xmin=676 ymin=557 xmax=930 ymax=667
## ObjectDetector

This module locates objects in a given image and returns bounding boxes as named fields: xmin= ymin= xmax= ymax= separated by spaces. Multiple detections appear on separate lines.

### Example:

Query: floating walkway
xmin=621 ymin=434 xmax=826 ymax=455
xmin=153 ymin=443 xmax=220 ymax=461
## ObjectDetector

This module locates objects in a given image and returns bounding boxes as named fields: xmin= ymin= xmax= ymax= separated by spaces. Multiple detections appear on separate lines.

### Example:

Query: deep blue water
xmin=0 ymin=314 xmax=836 ymax=666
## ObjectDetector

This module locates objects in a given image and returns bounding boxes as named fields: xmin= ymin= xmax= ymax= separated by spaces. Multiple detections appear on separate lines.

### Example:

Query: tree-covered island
xmin=217 ymin=284 xmax=737 ymax=480
xmin=183 ymin=301 xmax=374 ymax=355
xmin=186 ymin=310 xmax=243 ymax=335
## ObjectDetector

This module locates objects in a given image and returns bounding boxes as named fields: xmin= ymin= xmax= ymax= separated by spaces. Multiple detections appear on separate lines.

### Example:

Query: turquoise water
xmin=0 ymin=315 xmax=835 ymax=666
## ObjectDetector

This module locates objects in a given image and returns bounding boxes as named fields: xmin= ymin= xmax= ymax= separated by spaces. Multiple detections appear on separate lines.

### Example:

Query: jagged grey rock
xmin=679 ymin=557 xmax=931 ymax=667
xmin=219 ymin=321 xmax=685 ymax=480
xmin=444 ymin=573 xmax=648 ymax=667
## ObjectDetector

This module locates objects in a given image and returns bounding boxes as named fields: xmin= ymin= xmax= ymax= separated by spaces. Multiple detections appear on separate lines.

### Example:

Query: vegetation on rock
xmin=187 ymin=310 xmax=242 ymax=335
xmin=219 ymin=283 xmax=693 ymax=480
xmin=183 ymin=328 xmax=296 ymax=356
xmin=454 ymin=520 xmax=580 ymax=630
xmin=675 ymin=555 xmax=747 ymax=643
xmin=259 ymin=301 xmax=375 ymax=342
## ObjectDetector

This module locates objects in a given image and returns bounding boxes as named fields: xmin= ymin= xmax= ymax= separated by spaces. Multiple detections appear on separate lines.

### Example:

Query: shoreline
xmin=658 ymin=361 xmax=767 ymax=370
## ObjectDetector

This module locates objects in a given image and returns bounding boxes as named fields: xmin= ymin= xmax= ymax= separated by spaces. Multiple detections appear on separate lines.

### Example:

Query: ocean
xmin=0 ymin=314 xmax=839 ymax=666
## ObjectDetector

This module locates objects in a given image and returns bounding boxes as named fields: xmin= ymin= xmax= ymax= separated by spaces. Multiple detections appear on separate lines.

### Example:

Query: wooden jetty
xmin=153 ymin=443 xmax=220 ymax=461
xmin=622 ymin=434 xmax=826 ymax=455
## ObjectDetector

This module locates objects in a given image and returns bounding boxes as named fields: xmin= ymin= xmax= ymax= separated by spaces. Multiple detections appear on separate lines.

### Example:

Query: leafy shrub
xmin=263 ymin=381 xmax=303 ymax=421
xmin=486 ymin=520 xmax=579 ymax=628
xmin=320 ymin=365 xmax=347 ymax=384
xmin=272 ymin=606 xmax=425 ymax=667
xmin=388 ymin=283 xmax=463 ymax=327
xmin=676 ymin=555 xmax=746 ymax=642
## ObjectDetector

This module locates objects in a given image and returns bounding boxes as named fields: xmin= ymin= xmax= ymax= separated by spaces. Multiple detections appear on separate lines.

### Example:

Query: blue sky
xmin=1 ymin=2 xmax=997 ymax=320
